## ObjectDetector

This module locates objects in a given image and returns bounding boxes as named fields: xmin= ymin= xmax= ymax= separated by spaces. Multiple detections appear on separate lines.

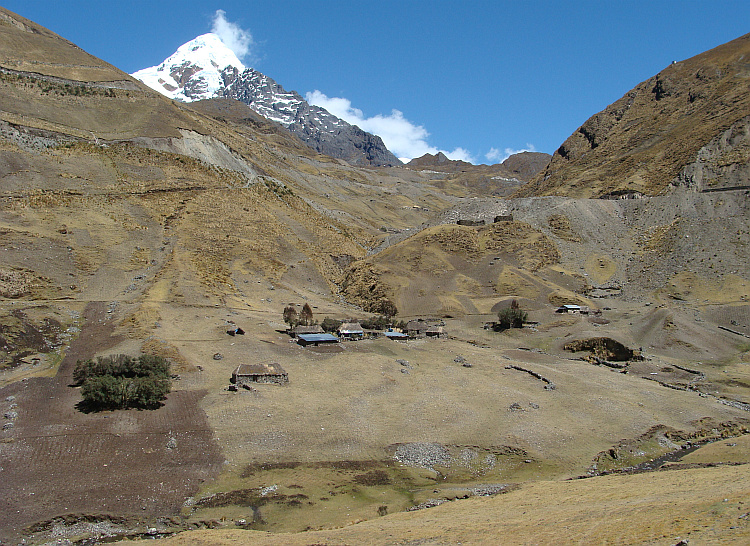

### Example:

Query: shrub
xmin=321 ymin=317 xmax=343 ymax=332
xmin=360 ymin=315 xmax=391 ymax=330
xmin=75 ymin=354 xmax=171 ymax=411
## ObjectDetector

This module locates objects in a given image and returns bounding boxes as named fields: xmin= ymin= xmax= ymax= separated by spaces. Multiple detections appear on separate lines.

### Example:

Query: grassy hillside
xmin=1 ymin=8 xmax=749 ymax=545
xmin=517 ymin=33 xmax=750 ymax=197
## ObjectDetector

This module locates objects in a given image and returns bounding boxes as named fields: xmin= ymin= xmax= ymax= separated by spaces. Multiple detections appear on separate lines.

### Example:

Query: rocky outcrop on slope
xmin=672 ymin=115 xmax=750 ymax=191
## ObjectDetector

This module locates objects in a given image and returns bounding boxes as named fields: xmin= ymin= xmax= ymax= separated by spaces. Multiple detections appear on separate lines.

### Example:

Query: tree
xmin=283 ymin=305 xmax=299 ymax=327
xmin=299 ymin=303 xmax=313 ymax=326
xmin=360 ymin=315 xmax=390 ymax=330
xmin=496 ymin=300 xmax=527 ymax=330
xmin=75 ymin=354 xmax=171 ymax=411
xmin=321 ymin=317 xmax=343 ymax=332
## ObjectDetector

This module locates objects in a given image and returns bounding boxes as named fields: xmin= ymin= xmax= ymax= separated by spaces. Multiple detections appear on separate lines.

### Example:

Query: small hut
xmin=555 ymin=305 xmax=582 ymax=314
xmin=232 ymin=363 xmax=288 ymax=386
xmin=426 ymin=325 xmax=445 ymax=338
xmin=405 ymin=320 xmax=430 ymax=337
xmin=290 ymin=324 xmax=324 ymax=337
xmin=338 ymin=322 xmax=364 ymax=340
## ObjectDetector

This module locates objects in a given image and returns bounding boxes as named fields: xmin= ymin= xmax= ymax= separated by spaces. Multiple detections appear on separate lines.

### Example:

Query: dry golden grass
xmin=583 ymin=253 xmax=617 ymax=285
xmin=2 ymin=15 xmax=750 ymax=545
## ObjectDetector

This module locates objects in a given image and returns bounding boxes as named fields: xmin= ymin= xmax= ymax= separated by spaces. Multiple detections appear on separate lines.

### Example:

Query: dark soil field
xmin=0 ymin=302 xmax=223 ymax=543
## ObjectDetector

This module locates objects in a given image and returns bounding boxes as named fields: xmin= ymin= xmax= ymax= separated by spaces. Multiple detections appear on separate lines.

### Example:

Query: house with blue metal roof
xmin=296 ymin=333 xmax=340 ymax=347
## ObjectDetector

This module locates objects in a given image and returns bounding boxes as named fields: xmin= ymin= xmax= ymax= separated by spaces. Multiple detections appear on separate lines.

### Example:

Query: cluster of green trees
xmin=74 ymin=354 xmax=171 ymax=411
xmin=360 ymin=315 xmax=405 ymax=330
xmin=320 ymin=315 xmax=405 ymax=332
xmin=321 ymin=317 xmax=342 ymax=332
xmin=495 ymin=299 xmax=528 ymax=330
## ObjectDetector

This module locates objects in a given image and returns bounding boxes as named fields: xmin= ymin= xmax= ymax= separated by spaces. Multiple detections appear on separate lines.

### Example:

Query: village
xmin=228 ymin=299 xmax=616 ymax=388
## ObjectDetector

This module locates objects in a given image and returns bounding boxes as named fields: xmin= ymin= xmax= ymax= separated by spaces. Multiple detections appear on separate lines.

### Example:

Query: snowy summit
xmin=132 ymin=33 xmax=245 ymax=102
xmin=131 ymin=33 xmax=401 ymax=166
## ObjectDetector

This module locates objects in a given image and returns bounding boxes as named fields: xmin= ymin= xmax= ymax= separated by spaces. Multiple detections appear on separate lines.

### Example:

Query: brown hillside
xmin=342 ymin=222 xmax=565 ymax=317
xmin=2 ymin=8 xmax=750 ymax=546
xmin=516 ymin=32 xmax=750 ymax=198
xmin=405 ymin=151 xmax=550 ymax=198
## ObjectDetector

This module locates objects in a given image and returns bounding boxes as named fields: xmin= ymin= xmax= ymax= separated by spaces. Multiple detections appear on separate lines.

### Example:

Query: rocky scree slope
xmin=132 ymin=33 xmax=400 ymax=167
xmin=517 ymin=32 xmax=750 ymax=198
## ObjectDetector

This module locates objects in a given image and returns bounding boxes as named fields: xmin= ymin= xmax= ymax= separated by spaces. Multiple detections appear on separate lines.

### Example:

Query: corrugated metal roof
xmin=297 ymin=333 xmax=340 ymax=342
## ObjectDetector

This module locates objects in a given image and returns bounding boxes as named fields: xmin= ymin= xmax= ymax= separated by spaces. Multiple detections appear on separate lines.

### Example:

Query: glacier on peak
xmin=131 ymin=33 xmax=245 ymax=102
xmin=131 ymin=33 xmax=401 ymax=166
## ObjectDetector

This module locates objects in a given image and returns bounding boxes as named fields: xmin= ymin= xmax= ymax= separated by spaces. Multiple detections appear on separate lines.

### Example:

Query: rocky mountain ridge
xmin=407 ymin=150 xmax=551 ymax=180
xmin=518 ymin=32 xmax=750 ymax=198
xmin=404 ymin=150 xmax=551 ymax=198
xmin=132 ymin=33 xmax=400 ymax=167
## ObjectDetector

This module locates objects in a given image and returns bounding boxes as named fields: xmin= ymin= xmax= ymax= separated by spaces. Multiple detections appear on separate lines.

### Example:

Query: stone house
xmin=426 ymin=325 xmax=445 ymax=338
xmin=232 ymin=363 xmax=288 ymax=386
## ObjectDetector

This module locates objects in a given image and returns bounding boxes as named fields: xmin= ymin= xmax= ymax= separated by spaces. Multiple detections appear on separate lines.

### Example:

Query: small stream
xmin=626 ymin=443 xmax=703 ymax=473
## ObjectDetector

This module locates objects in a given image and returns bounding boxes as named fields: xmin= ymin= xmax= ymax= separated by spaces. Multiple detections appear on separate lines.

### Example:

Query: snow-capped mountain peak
xmin=132 ymin=34 xmax=401 ymax=166
xmin=132 ymin=33 xmax=245 ymax=102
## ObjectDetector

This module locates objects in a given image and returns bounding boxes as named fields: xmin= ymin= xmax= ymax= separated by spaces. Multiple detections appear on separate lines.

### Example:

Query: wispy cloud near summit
xmin=486 ymin=144 xmax=537 ymax=163
xmin=306 ymin=90 xmax=474 ymax=163
xmin=211 ymin=10 xmax=255 ymax=63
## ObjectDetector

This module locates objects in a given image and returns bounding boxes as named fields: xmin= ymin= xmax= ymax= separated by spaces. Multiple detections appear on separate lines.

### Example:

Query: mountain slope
xmin=517 ymin=32 xmax=750 ymax=198
xmin=404 ymin=151 xmax=551 ymax=197
xmin=132 ymin=34 xmax=401 ymax=167
xmin=2 ymin=9 xmax=750 ymax=545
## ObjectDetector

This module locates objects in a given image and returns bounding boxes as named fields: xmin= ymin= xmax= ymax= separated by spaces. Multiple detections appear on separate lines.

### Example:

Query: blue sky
xmin=7 ymin=1 xmax=750 ymax=163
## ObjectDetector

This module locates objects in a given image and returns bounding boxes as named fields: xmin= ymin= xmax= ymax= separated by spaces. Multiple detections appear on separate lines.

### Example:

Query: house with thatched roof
xmin=232 ymin=363 xmax=288 ymax=386
xmin=290 ymin=324 xmax=324 ymax=337
xmin=405 ymin=320 xmax=430 ymax=337
xmin=338 ymin=322 xmax=364 ymax=339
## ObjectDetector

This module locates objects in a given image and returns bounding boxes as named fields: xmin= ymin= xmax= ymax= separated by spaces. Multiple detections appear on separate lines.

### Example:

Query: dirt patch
xmin=353 ymin=470 xmax=391 ymax=485
xmin=0 ymin=302 xmax=223 ymax=544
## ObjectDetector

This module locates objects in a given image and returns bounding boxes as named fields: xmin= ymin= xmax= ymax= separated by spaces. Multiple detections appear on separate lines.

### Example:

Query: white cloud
xmin=211 ymin=10 xmax=254 ymax=61
xmin=306 ymin=90 xmax=475 ymax=163
xmin=486 ymin=144 xmax=537 ymax=163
